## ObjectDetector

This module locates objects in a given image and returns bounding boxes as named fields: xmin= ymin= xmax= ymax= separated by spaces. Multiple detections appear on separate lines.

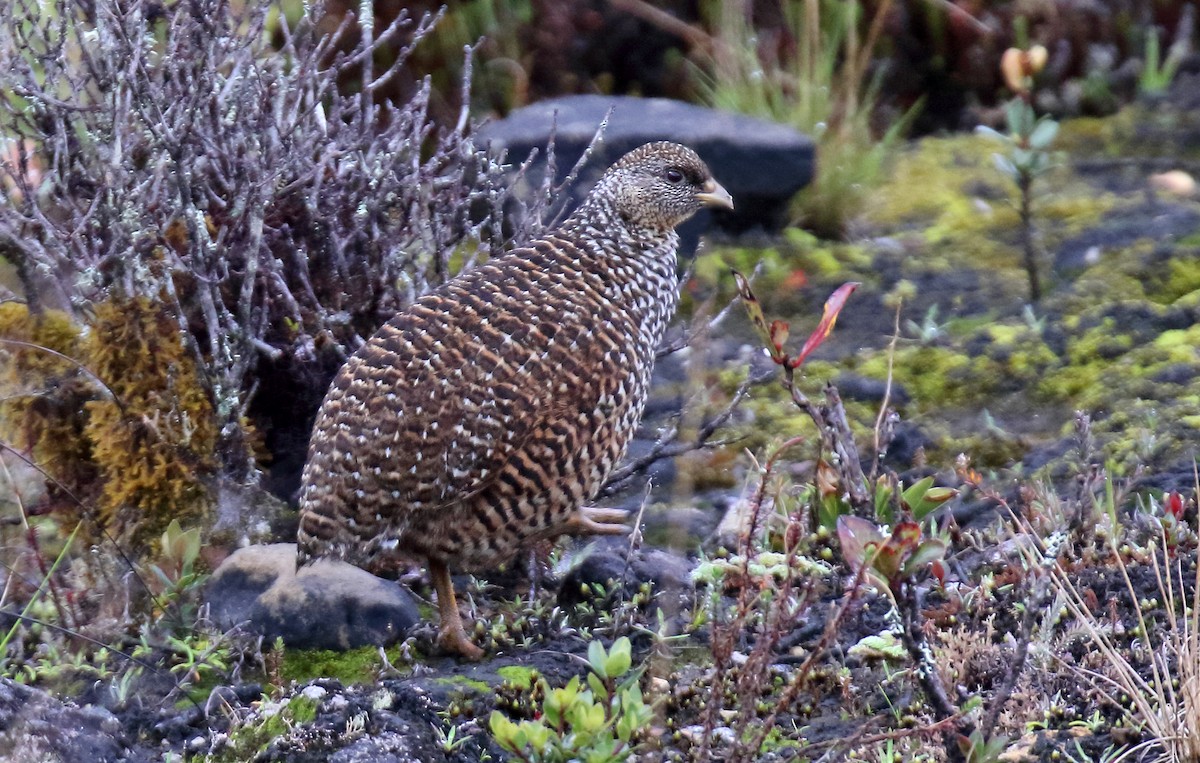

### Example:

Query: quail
xmin=296 ymin=141 xmax=733 ymax=659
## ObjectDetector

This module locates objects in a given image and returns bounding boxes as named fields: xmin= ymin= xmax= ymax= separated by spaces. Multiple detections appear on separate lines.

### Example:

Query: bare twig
xmin=870 ymin=303 xmax=901 ymax=479
xmin=599 ymin=369 xmax=768 ymax=497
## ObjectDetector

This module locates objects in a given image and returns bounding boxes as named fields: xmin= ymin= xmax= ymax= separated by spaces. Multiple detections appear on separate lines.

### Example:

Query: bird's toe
xmin=437 ymin=627 xmax=485 ymax=661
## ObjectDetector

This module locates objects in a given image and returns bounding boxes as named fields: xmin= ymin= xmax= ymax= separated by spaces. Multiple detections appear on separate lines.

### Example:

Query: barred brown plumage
xmin=296 ymin=141 xmax=733 ymax=659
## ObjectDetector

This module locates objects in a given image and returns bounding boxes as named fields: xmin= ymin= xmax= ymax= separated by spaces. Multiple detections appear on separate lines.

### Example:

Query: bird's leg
xmin=563 ymin=505 xmax=631 ymax=536
xmin=428 ymin=559 xmax=484 ymax=661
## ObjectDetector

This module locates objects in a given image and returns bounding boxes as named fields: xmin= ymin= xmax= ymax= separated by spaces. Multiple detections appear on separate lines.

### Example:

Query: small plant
xmin=836 ymin=515 xmax=947 ymax=602
xmin=732 ymin=270 xmax=869 ymax=512
xmin=1139 ymin=26 xmax=1185 ymax=96
xmin=874 ymin=475 xmax=959 ymax=526
xmin=488 ymin=637 xmax=653 ymax=762
xmin=958 ymin=729 xmax=1010 ymax=763
xmin=149 ymin=519 xmax=205 ymax=628
xmin=977 ymin=41 xmax=1056 ymax=303
xmin=696 ymin=0 xmax=918 ymax=237
xmin=904 ymin=304 xmax=949 ymax=345
xmin=1134 ymin=490 xmax=1193 ymax=554
xmin=1016 ymin=481 xmax=1200 ymax=763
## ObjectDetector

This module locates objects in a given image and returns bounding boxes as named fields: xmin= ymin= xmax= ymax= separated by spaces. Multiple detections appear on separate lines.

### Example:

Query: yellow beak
xmin=696 ymin=179 xmax=734 ymax=211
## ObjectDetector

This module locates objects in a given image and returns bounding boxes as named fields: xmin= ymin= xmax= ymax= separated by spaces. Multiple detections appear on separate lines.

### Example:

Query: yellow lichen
xmin=0 ymin=303 xmax=96 ymax=507
xmin=0 ymin=296 xmax=220 ymax=552
xmin=82 ymin=296 xmax=217 ymax=548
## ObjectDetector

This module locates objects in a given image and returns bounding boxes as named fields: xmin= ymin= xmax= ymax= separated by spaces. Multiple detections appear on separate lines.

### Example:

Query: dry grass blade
xmin=1012 ymin=503 xmax=1200 ymax=762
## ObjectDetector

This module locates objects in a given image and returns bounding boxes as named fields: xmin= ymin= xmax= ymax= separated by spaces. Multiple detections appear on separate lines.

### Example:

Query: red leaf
xmin=733 ymin=269 xmax=787 ymax=364
xmin=783 ymin=269 xmax=808 ymax=289
xmin=891 ymin=520 xmax=922 ymax=552
xmin=789 ymin=282 xmax=860 ymax=369
xmin=930 ymin=559 xmax=946 ymax=587
xmin=769 ymin=320 xmax=790 ymax=354
xmin=1166 ymin=491 xmax=1185 ymax=520
xmin=837 ymin=515 xmax=883 ymax=569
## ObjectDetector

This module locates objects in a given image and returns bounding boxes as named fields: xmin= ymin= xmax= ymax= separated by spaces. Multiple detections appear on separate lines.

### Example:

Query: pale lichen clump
xmin=0 ymin=0 xmax=527 ymax=541
xmin=0 ymin=298 xmax=219 ymax=548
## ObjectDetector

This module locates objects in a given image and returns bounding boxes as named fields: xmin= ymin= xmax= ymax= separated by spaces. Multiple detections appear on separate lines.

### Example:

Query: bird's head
xmin=595 ymin=142 xmax=734 ymax=233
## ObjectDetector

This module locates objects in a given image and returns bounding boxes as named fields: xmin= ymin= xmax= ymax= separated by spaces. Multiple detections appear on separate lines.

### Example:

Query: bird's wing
xmin=322 ymin=258 xmax=608 ymax=512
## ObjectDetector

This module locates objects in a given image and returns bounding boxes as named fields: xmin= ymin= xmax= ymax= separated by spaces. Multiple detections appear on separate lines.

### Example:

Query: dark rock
xmin=951 ymin=498 xmax=1005 ymax=528
xmin=478 ymin=95 xmax=815 ymax=236
xmin=206 ymin=544 xmax=419 ymax=650
xmin=1152 ymin=362 xmax=1200 ymax=385
xmin=0 ymin=678 xmax=128 ymax=763
xmin=881 ymin=421 xmax=935 ymax=471
xmin=834 ymin=373 xmax=910 ymax=405
xmin=614 ymin=437 xmax=678 ymax=492
xmin=1054 ymin=203 xmax=1200 ymax=271
xmin=1134 ymin=457 xmax=1200 ymax=497
xmin=642 ymin=507 xmax=719 ymax=550
xmin=558 ymin=539 xmax=693 ymax=608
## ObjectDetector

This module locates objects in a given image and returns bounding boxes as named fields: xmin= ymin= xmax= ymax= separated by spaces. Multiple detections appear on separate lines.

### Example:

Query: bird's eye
xmin=664 ymin=168 xmax=684 ymax=184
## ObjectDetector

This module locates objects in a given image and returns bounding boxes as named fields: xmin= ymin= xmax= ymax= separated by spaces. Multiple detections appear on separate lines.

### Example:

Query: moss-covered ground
xmin=692 ymin=103 xmax=1200 ymax=483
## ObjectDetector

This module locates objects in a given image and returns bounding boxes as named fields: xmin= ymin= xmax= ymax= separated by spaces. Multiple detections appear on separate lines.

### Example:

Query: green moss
xmin=496 ymin=665 xmax=539 ymax=690
xmin=858 ymin=346 xmax=977 ymax=406
xmin=1054 ymin=113 xmax=1128 ymax=156
xmin=1065 ymin=318 xmax=1134 ymax=365
xmin=280 ymin=645 xmax=384 ymax=685
xmin=212 ymin=693 xmax=320 ymax=763
xmin=1154 ymin=256 xmax=1200 ymax=304
xmin=1062 ymin=263 xmax=1152 ymax=312
xmin=1151 ymin=325 xmax=1200 ymax=363
xmin=288 ymin=694 xmax=319 ymax=724
xmin=981 ymin=324 xmax=1058 ymax=384
xmin=436 ymin=674 xmax=492 ymax=693
xmin=872 ymin=134 xmax=999 ymax=228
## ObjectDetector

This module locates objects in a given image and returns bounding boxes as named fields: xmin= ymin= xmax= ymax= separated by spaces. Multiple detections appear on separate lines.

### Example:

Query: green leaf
xmin=974 ymin=125 xmax=1006 ymax=142
xmin=904 ymin=480 xmax=958 ymax=521
xmin=1004 ymin=99 xmax=1028 ymax=134
xmin=847 ymin=632 xmax=907 ymax=661
xmin=489 ymin=712 xmax=519 ymax=750
xmin=579 ymin=702 xmax=606 ymax=734
xmin=587 ymin=639 xmax=607 ymax=678
xmin=587 ymin=671 xmax=607 ymax=701
xmin=900 ymin=476 xmax=935 ymax=512
xmin=616 ymin=711 xmax=635 ymax=742
xmin=992 ymin=153 xmax=1017 ymax=180
xmin=523 ymin=721 xmax=551 ymax=752
xmin=604 ymin=637 xmax=632 ymax=678
xmin=1029 ymin=118 xmax=1059 ymax=150
xmin=901 ymin=538 xmax=948 ymax=578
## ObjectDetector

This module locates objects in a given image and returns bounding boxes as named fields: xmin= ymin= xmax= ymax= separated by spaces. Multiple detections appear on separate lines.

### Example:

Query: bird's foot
xmin=428 ymin=559 xmax=485 ymax=661
xmin=566 ymin=506 xmax=631 ymax=536
xmin=437 ymin=625 xmax=485 ymax=661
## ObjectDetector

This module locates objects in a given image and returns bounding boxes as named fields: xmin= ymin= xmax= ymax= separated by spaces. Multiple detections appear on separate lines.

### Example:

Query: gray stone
xmin=206 ymin=543 xmax=419 ymax=650
xmin=329 ymin=733 xmax=413 ymax=763
xmin=642 ymin=507 xmax=719 ymax=550
xmin=0 ymin=678 xmax=127 ymax=763
xmin=558 ymin=539 xmax=694 ymax=608
xmin=478 ymin=95 xmax=814 ymax=235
